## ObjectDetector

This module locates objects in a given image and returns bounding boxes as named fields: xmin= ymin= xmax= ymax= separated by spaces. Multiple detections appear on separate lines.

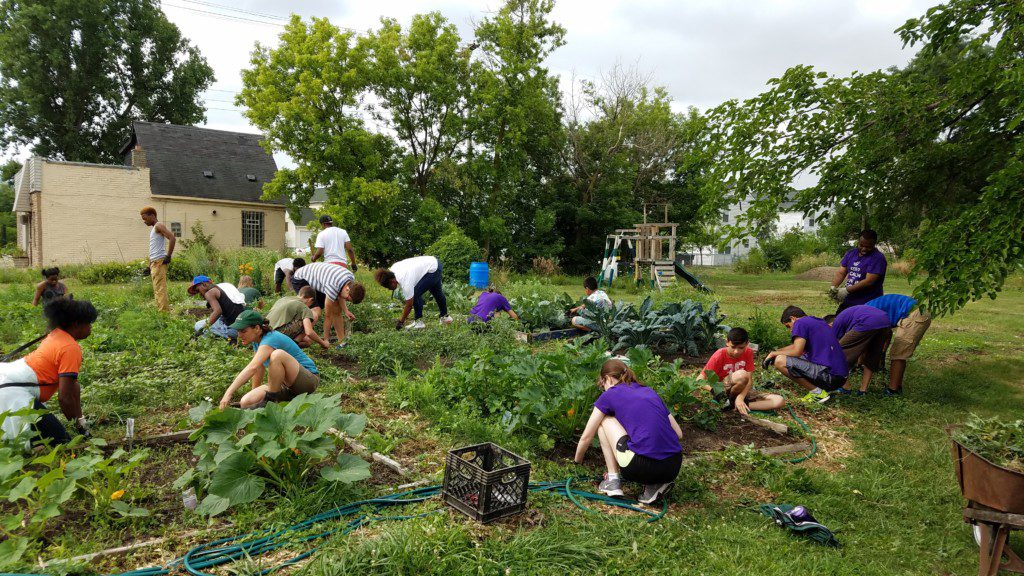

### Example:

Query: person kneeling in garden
xmin=374 ymin=256 xmax=453 ymax=329
xmin=265 ymin=286 xmax=331 ymax=349
xmin=824 ymin=305 xmax=892 ymax=396
xmin=218 ymin=310 xmax=320 ymax=410
xmin=189 ymin=276 xmax=248 ymax=340
xmin=569 ymin=276 xmax=611 ymax=331
xmin=574 ymin=359 xmax=683 ymax=504
xmin=698 ymin=327 xmax=785 ymax=415
xmin=0 ymin=299 xmax=97 ymax=445
xmin=767 ymin=306 xmax=849 ymax=404
xmin=468 ymin=286 xmax=519 ymax=323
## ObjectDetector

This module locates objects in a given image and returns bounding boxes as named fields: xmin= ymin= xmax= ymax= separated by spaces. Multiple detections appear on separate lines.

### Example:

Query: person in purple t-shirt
xmin=468 ymin=287 xmax=520 ymax=323
xmin=830 ymin=229 xmax=887 ymax=313
xmin=824 ymin=305 xmax=892 ymax=395
xmin=574 ymin=359 xmax=683 ymax=505
xmin=766 ymin=306 xmax=850 ymax=404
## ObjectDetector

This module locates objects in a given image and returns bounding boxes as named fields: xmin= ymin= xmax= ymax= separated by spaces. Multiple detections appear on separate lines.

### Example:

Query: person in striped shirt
xmin=291 ymin=262 xmax=365 ymax=347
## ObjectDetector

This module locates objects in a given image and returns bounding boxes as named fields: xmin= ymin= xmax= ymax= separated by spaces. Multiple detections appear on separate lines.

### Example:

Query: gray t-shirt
xmin=266 ymin=296 xmax=314 ymax=329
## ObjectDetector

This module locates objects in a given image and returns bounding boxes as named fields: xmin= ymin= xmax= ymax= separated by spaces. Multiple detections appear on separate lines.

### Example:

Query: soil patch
xmin=795 ymin=266 xmax=840 ymax=281
xmin=658 ymin=351 xmax=714 ymax=367
xmin=182 ymin=307 xmax=209 ymax=319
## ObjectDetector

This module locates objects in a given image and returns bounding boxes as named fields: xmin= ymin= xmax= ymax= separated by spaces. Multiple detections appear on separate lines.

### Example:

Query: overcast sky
xmin=162 ymin=0 xmax=938 ymax=139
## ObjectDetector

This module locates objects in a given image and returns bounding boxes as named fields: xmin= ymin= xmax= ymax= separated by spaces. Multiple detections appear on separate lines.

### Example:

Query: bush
xmin=77 ymin=261 xmax=146 ymax=284
xmin=531 ymin=257 xmax=561 ymax=277
xmin=745 ymin=307 xmax=791 ymax=351
xmin=759 ymin=240 xmax=793 ymax=271
xmin=791 ymin=253 xmax=833 ymax=274
xmin=734 ymin=248 xmax=769 ymax=274
xmin=427 ymin=228 xmax=482 ymax=283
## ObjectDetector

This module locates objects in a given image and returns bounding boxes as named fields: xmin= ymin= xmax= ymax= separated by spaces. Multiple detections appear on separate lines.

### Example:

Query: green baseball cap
xmin=229 ymin=309 xmax=264 ymax=331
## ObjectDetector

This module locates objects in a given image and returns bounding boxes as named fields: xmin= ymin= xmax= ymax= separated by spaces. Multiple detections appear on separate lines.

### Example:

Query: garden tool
xmin=759 ymin=504 xmax=840 ymax=547
xmin=0 ymin=333 xmax=48 ymax=362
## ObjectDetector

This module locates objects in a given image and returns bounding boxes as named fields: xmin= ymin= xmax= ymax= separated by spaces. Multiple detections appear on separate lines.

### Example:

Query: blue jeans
xmin=195 ymin=318 xmax=238 ymax=339
xmin=412 ymin=261 xmax=447 ymax=320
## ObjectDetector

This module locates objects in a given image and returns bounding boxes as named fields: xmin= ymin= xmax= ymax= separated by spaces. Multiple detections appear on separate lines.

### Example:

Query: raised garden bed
xmin=514 ymin=327 xmax=585 ymax=344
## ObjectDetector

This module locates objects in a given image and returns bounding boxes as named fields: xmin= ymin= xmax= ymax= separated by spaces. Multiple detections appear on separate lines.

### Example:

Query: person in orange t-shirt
xmin=697 ymin=327 xmax=785 ymax=415
xmin=0 ymin=299 xmax=97 ymax=445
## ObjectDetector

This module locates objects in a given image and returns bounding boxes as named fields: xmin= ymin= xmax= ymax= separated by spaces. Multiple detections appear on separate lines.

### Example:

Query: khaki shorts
xmin=265 ymin=366 xmax=320 ymax=402
xmin=723 ymin=373 xmax=768 ymax=402
xmin=890 ymin=309 xmax=932 ymax=361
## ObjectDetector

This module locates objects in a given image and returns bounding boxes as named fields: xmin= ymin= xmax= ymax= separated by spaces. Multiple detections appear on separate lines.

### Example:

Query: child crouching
xmin=574 ymin=359 xmax=683 ymax=504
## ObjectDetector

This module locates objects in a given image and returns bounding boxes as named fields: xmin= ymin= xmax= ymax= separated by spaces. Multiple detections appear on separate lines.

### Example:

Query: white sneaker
xmin=406 ymin=320 xmax=426 ymax=330
xmin=440 ymin=316 xmax=454 ymax=326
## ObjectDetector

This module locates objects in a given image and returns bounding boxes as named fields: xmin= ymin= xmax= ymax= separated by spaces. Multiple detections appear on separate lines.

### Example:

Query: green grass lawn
xmin=1 ymin=267 xmax=1021 ymax=575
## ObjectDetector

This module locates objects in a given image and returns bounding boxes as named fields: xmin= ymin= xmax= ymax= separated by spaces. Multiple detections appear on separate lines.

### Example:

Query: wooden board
xmin=515 ymin=328 xmax=585 ymax=343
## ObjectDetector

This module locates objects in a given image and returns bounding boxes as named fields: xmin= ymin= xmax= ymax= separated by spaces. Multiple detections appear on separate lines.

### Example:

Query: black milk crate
xmin=442 ymin=443 xmax=531 ymax=523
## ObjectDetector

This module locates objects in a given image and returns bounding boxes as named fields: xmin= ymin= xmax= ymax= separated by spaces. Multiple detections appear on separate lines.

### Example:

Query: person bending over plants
xmin=574 ymin=359 xmax=683 ymax=504
xmin=218 ymin=310 xmax=321 ymax=410
xmin=290 ymin=262 xmax=365 ymax=348
xmin=265 ymin=286 xmax=330 ymax=349
xmin=766 ymin=306 xmax=849 ymax=404
xmin=823 ymin=305 xmax=892 ymax=396
xmin=237 ymin=275 xmax=264 ymax=308
xmin=0 ymin=298 xmax=97 ymax=445
xmin=374 ymin=256 xmax=453 ymax=330
xmin=569 ymin=276 xmax=611 ymax=331
xmin=468 ymin=286 xmax=519 ymax=323
xmin=698 ymin=327 xmax=785 ymax=415
xmin=864 ymin=294 xmax=932 ymax=395
xmin=189 ymin=276 xmax=248 ymax=340
xmin=32 ymin=267 xmax=70 ymax=307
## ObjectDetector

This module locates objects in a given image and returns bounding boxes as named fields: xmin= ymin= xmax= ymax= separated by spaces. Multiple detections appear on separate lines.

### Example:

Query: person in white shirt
xmin=374 ymin=256 xmax=453 ymax=329
xmin=311 ymin=215 xmax=357 ymax=269
xmin=570 ymin=276 xmax=612 ymax=331
xmin=273 ymin=257 xmax=304 ymax=294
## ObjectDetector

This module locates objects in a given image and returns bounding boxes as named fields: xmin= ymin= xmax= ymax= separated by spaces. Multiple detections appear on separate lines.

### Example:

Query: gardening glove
xmin=163 ymin=255 xmax=172 ymax=265
xmin=351 ymin=263 xmax=358 ymax=272
xmin=836 ymin=286 xmax=849 ymax=302
xmin=395 ymin=319 xmax=405 ymax=331
xmin=75 ymin=416 xmax=92 ymax=438
xmin=827 ymin=286 xmax=838 ymax=298
xmin=142 ymin=266 xmax=151 ymax=277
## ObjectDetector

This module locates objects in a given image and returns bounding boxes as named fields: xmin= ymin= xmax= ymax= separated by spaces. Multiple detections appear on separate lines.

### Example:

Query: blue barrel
xmin=468 ymin=261 xmax=489 ymax=289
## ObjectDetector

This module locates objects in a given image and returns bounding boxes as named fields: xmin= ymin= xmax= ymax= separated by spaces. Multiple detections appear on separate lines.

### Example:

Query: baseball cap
xmin=187 ymin=275 xmax=212 ymax=295
xmin=229 ymin=309 xmax=265 ymax=331
xmin=319 ymin=214 xmax=333 ymax=225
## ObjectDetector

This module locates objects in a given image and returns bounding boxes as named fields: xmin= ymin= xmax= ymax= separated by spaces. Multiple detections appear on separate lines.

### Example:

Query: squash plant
xmin=511 ymin=293 xmax=576 ymax=332
xmin=175 ymin=393 xmax=371 ymax=516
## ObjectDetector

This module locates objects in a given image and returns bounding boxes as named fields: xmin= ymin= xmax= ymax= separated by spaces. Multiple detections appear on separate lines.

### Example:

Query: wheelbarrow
xmin=951 ymin=432 xmax=1024 ymax=575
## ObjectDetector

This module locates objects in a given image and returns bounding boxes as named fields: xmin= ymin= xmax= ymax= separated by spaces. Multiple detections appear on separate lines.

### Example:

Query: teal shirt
xmin=253 ymin=331 xmax=318 ymax=374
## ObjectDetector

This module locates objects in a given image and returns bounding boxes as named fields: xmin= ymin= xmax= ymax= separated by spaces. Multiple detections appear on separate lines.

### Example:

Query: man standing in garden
xmin=140 ymin=207 xmax=175 ymax=312
xmin=866 ymin=294 xmax=933 ymax=395
xmin=311 ymin=215 xmax=357 ymax=270
xmin=830 ymin=229 xmax=887 ymax=313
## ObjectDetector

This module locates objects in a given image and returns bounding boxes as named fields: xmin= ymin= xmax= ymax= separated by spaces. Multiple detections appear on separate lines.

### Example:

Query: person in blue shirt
xmin=865 ymin=294 xmax=933 ymax=395
xmin=218 ymin=310 xmax=320 ymax=409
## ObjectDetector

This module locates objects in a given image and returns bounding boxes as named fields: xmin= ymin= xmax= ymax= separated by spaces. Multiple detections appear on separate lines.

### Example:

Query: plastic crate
xmin=442 ymin=443 xmax=531 ymax=523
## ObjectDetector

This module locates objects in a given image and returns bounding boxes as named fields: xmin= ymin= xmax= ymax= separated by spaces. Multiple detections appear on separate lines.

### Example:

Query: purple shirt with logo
xmin=594 ymin=383 xmax=681 ymax=460
xmin=470 ymin=291 xmax=512 ymax=322
xmin=792 ymin=316 xmax=849 ymax=377
xmin=840 ymin=248 xmax=887 ymax=305
xmin=831 ymin=305 xmax=891 ymax=340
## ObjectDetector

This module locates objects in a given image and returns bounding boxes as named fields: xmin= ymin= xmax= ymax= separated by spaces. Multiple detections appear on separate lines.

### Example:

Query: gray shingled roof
xmin=121 ymin=122 xmax=281 ymax=204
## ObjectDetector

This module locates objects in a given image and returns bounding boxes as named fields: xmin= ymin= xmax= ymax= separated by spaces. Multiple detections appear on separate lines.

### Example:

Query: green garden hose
xmin=750 ymin=404 xmax=817 ymax=463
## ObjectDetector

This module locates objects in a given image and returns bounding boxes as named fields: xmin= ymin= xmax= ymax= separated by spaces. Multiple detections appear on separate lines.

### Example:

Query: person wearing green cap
xmin=218 ymin=310 xmax=320 ymax=410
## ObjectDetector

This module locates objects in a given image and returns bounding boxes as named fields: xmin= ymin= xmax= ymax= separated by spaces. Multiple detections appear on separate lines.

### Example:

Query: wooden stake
xmin=760 ymin=442 xmax=812 ymax=456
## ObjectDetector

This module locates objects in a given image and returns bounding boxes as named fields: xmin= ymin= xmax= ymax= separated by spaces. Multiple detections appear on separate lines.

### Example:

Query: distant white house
xmin=284 ymin=188 xmax=327 ymax=253
xmin=685 ymin=196 xmax=825 ymax=265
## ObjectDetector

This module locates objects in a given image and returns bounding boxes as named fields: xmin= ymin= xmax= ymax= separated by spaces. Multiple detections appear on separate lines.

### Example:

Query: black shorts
xmin=274 ymin=268 xmax=286 ymax=286
xmin=616 ymin=436 xmax=682 ymax=484
xmin=786 ymin=356 xmax=847 ymax=391
xmin=291 ymin=279 xmax=326 ymax=310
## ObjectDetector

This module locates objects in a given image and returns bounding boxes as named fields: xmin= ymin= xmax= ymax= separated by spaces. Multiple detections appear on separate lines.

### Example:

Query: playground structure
xmin=599 ymin=204 xmax=710 ymax=293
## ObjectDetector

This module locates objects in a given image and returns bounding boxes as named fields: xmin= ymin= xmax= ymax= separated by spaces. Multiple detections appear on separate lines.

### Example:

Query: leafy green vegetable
xmin=512 ymin=293 xmax=576 ymax=332
xmin=576 ymin=297 xmax=726 ymax=354
xmin=954 ymin=414 xmax=1024 ymax=473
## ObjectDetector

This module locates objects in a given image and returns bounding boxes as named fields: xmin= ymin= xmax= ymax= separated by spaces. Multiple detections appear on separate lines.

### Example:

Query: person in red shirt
xmin=697 ymin=327 xmax=785 ymax=415
xmin=0 ymin=299 xmax=96 ymax=445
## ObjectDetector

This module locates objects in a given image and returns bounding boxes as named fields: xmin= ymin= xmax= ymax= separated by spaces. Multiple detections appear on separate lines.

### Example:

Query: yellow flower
xmin=110 ymin=490 xmax=125 ymax=501
xmin=567 ymin=407 xmax=576 ymax=418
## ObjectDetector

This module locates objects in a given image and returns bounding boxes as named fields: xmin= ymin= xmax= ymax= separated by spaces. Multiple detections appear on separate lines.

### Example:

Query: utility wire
xmin=174 ymin=0 xmax=288 ymax=21
xmin=161 ymin=2 xmax=285 ymax=27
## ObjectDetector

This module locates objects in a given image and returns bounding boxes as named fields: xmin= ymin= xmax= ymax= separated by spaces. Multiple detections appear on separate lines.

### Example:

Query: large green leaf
xmin=335 ymin=413 xmax=368 ymax=437
xmin=253 ymin=400 xmax=289 ymax=440
xmin=7 ymin=477 xmax=36 ymax=502
xmin=321 ymin=454 xmax=371 ymax=483
xmin=189 ymin=400 xmax=214 ymax=423
xmin=201 ymin=408 xmax=252 ymax=444
xmin=195 ymin=494 xmax=231 ymax=517
xmin=208 ymin=452 xmax=264 ymax=508
xmin=0 ymin=536 xmax=28 ymax=570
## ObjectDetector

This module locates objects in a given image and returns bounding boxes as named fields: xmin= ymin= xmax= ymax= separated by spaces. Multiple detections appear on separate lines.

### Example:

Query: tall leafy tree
xmin=701 ymin=0 xmax=1024 ymax=315
xmin=0 ymin=0 xmax=214 ymax=163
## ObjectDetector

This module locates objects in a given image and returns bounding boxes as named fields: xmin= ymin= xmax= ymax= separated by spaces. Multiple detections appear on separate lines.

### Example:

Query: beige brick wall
xmin=37 ymin=162 xmax=286 ymax=266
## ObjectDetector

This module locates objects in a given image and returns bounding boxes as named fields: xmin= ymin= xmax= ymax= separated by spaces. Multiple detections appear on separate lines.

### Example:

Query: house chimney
xmin=131 ymin=144 xmax=147 ymax=169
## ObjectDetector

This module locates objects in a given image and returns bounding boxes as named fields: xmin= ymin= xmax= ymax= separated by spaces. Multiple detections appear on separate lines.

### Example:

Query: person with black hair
xmin=766 ymin=306 xmax=849 ymax=404
xmin=374 ymin=256 xmax=452 ymax=329
xmin=698 ymin=327 xmax=785 ymax=414
xmin=32 ymin=267 xmax=69 ymax=306
xmin=274 ymin=257 xmax=304 ymax=294
xmin=830 ymin=229 xmax=887 ymax=313
xmin=218 ymin=310 xmax=320 ymax=410
xmin=0 ymin=298 xmax=97 ymax=445
xmin=569 ymin=276 xmax=611 ymax=331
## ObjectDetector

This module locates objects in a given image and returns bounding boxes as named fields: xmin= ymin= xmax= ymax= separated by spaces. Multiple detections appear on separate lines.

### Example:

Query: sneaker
xmin=440 ymin=315 xmax=454 ymax=326
xmin=638 ymin=481 xmax=674 ymax=504
xmin=405 ymin=320 xmax=426 ymax=330
xmin=598 ymin=474 xmax=624 ymax=498
xmin=800 ymin=390 xmax=831 ymax=404
xmin=884 ymin=387 xmax=902 ymax=397
xmin=833 ymin=388 xmax=852 ymax=396
xmin=853 ymin=390 xmax=865 ymax=397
